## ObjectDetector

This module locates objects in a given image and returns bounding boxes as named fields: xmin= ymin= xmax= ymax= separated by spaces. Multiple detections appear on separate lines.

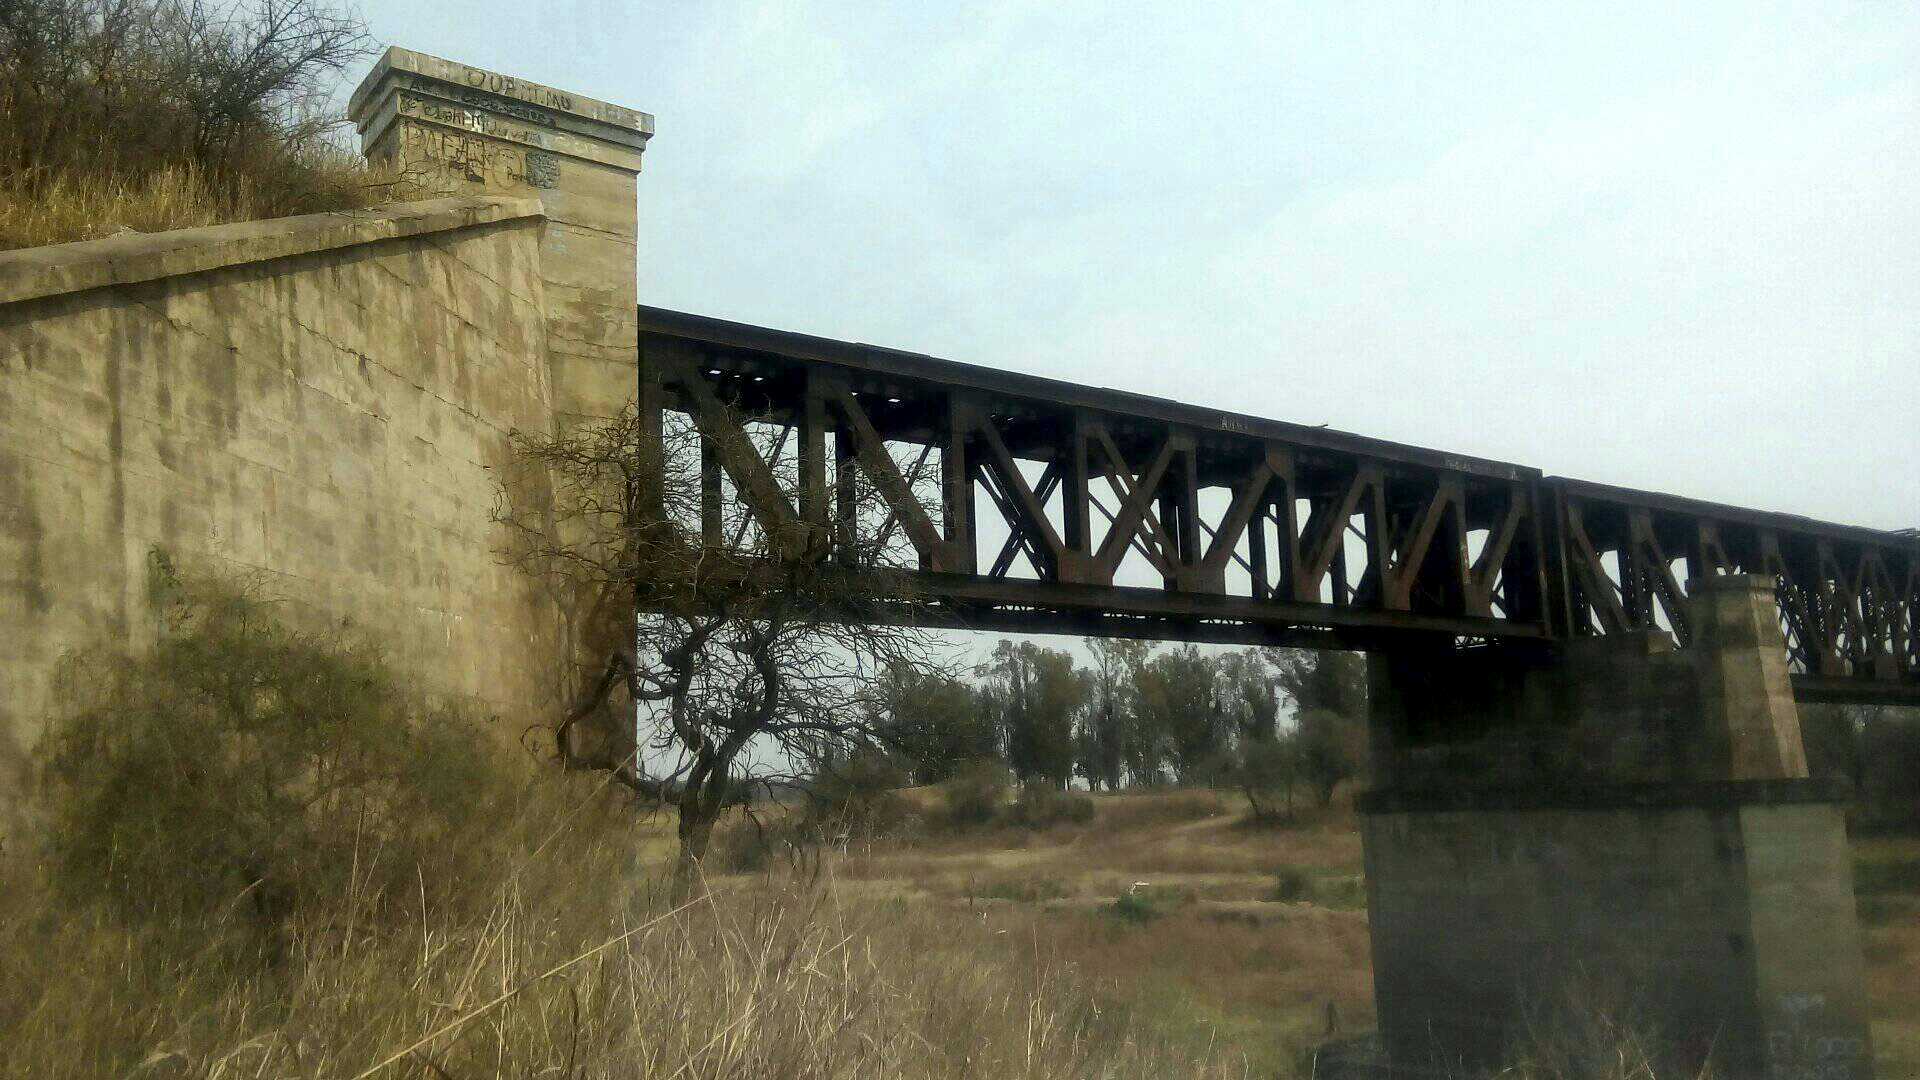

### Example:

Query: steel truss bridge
xmin=637 ymin=306 xmax=1919 ymax=706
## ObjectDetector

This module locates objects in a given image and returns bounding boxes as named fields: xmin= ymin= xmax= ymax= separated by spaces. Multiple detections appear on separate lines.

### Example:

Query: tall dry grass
xmin=0 ymin=157 xmax=411 ymax=250
xmin=0 ymin=557 xmax=1255 ymax=1079
xmin=0 ymin=0 xmax=413 ymax=251
xmin=0 ymin=783 xmax=1261 ymax=1079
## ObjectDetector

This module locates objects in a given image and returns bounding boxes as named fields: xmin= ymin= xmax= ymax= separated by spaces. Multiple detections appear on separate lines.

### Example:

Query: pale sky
xmin=361 ymin=2 xmax=1918 ymax=536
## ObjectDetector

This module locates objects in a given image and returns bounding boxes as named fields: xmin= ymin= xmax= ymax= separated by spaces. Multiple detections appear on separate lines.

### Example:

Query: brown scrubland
xmin=0 ymin=0 xmax=407 ymax=250
xmin=3 ymin=561 xmax=1914 ymax=1077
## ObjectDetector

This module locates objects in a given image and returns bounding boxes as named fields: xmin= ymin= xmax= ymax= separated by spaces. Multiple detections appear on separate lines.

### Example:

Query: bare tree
xmin=496 ymin=403 xmax=954 ymax=887
xmin=2 ymin=0 xmax=367 ymax=176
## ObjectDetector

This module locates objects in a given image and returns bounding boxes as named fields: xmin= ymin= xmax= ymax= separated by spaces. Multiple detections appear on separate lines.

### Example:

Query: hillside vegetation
xmin=0 ymin=563 xmax=1257 ymax=1079
xmin=0 ymin=0 xmax=406 ymax=250
xmin=6 ymin=559 xmax=1917 ymax=1078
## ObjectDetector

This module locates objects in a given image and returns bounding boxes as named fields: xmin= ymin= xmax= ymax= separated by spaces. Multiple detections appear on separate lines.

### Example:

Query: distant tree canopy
xmin=982 ymin=642 xmax=1084 ymax=789
xmin=1077 ymin=637 xmax=1143 ymax=791
xmin=874 ymin=663 xmax=997 ymax=787
xmin=876 ymin=633 xmax=1918 ymax=831
xmin=1132 ymin=645 xmax=1228 ymax=786
xmin=869 ymin=637 xmax=1372 ymax=812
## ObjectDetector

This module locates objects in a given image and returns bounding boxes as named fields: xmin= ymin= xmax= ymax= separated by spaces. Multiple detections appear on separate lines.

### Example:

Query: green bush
xmin=1110 ymin=890 xmax=1162 ymax=924
xmin=1005 ymin=785 xmax=1096 ymax=830
xmin=940 ymin=759 xmax=1011 ymax=828
xmin=713 ymin=822 xmax=782 ymax=873
xmin=34 ymin=552 xmax=514 ymax=926
xmin=1271 ymin=867 xmax=1313 ymax=903
xmin=1108 ymin=884 xmax=1192 ymax=924
xmin=976 ymin=876 xmax=1070 ymax=903
xmin=808 ymin=749 xmax=915 ymax=839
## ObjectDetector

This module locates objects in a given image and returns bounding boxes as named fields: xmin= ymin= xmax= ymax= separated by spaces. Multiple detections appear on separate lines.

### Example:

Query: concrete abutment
xmin=0 ymin=52 xmax=653 ymax=834
xmin=1361 ymin=574 xmax=1873 ymax=1078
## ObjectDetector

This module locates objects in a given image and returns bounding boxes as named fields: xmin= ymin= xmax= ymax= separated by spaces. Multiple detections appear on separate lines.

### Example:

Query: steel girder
xmin=637 ymin=306 xmax=1920 ymax=705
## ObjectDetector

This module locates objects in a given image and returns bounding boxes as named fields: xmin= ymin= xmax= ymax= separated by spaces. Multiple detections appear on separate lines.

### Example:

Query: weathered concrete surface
xmin=349 ymin=47 xmax=653 ymax=427
xmin=346 ymin=51 xmax=655 ymax=768
xmin=1369 ymin=576 xmax=1812 ymax=789
xmin=1693 ymin=574 xmax=1811 ymax=780
xmin=1362 ymin=574 xmax=1873 ymax=1077
xmin=0 ymin=53 xmax=655 ymax=834
xmin=0 ymin=197 xmax=564 ymax=831
xmin=1361 ymin=787 xmax=1871 ymax=1078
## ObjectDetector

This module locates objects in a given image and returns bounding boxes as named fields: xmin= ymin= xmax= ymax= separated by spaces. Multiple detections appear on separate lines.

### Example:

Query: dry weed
xmin=0 ymin=158 xmax=414 ymax=250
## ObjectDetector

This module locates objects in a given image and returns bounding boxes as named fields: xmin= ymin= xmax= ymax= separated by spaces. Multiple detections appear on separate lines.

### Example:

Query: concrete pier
xmin=348 ymin=48 xmax=654 ymax=427
xmin=1362 ymin=574 xmax=1874 ymax=1078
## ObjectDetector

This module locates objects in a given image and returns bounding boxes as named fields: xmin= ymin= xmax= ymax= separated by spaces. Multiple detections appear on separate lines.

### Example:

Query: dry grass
xmin=9 ymin=768 xmax=1915 ymax=1078
xmin=0 ymin=157 xmax=413 ymax=251
xmin=788 ymin=786 xmax=1378 ymax=1073
xmin=797 ymin=786 xmax=1920 ymax=1079
xmin=0 ymin=778 xmax=1264 ymax=1079
xmin=0 ymin=0 xmax=401 ymax=251
xmin=0 ymin=564 xmax=1264 ymax=1078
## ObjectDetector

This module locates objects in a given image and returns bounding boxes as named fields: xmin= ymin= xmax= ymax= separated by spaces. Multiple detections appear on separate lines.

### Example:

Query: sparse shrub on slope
xmin=1 ymin=557 xmax=1265 ymax=1079
xmin=939 ymin=757 xmax=1010 ymax=828
xmin=35 ymin=551 xmax=514 ymax=926
xmin=1271 ymin=867 xmax=1312 ymax=903
xmin=0 ymin=0 xmax=406 ymax=249
xmin=1005 ymin=784 xmax=1095 ymax=830
xmin=805 ymin=746 xmax=916 ymax=840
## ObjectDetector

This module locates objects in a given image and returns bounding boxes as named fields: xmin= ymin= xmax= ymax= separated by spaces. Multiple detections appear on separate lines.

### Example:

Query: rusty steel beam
xmin=638 ymin=306 xmax=1920 ymax=704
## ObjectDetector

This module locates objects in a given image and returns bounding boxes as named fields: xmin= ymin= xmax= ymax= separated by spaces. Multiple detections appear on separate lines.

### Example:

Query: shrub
xmin=0 ymin=0 xmax=409 ymax=249
xmin=975 ymin=875 xmax=1070 ymax=903
xmin=1108 ymin=884 xmax=1192 ymax=924
xmin=1235 ymin=736 xmax=1300 ymax=823
xmin=807 ymin=748 xmax=915 ymax=839
xmin=712 ymin=821 xmax=782 ymax=874
xmin=940 ymin=758 xmax=1011 ymax=828
xmin=1271 ymin=867 xmax=1313 ymax=903
xmin=1006 ymin=785 xmax=1096 ymax=830
xmin=1110 ymin=890 xmax=1162 ymax=924
xmin=34 ymin=552 xmax=514 ymax=926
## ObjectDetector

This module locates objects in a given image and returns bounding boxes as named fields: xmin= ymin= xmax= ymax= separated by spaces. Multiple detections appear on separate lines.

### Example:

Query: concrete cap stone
xmin=349 ymin=48 xmax=654 ymax=173
xmin=1691 ymin=571 xmax=1777 ymax=595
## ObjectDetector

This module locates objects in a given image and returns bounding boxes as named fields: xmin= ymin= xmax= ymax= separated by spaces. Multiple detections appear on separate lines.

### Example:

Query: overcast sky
xmin=361 ymin=2 xmax=1918 ymax=535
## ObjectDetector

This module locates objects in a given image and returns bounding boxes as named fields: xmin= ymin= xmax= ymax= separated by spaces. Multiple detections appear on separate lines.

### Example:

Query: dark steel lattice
xmin=638 ymin=307 xmax=1918 ymax=705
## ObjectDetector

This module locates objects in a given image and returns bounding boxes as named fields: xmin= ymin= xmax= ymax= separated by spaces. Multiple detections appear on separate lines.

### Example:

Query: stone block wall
xmin=1361 ymin=789 xmax=1871 ymax=1078
xmin=1360 ymin=574 xmax=1873 ymax=1076
xmin=0 ymin=198 xmax=567 ymax=830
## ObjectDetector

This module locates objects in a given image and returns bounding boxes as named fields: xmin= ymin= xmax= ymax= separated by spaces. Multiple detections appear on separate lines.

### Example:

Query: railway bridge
xmin=628 ymin=311 xmax=1899 ymax=1078
xmin=353 ymin=50 xmax=1899 ymax=1079
xmin=635 ymin=304 xmax=1919 ymax=707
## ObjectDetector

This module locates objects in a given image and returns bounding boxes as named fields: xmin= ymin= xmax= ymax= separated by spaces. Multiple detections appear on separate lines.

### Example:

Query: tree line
xmin=868 ymin=639 xmax=1370 ymax=820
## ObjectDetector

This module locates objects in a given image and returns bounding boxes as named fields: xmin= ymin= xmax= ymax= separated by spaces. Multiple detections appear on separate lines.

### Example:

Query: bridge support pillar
xmin=346 ymin=52 xmax=653 ymax=765
xmin=348 ymin=48 xmax=654 ymax=428
xmin=1360 ymin=574 xmax=1873 ymax=1078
